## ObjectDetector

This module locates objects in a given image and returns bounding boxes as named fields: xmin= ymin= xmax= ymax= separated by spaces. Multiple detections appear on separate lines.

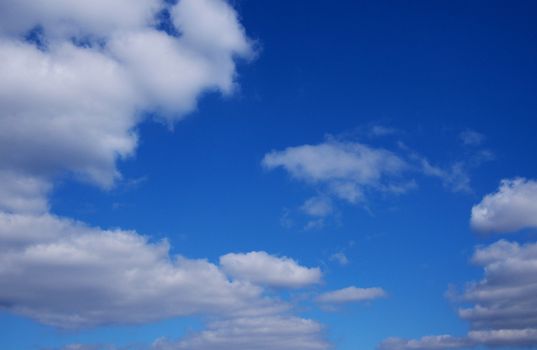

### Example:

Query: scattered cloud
xmin=263 ymin=134 xmax=492 ymax=225
xmin=220 ymin=251 xmax=322 ymax=289
xmin=153 ymin=315 xmax=330 ymax=350
xmin=316 ymin=286 xmax=387 ymax=304
xmin=262 ymin=140 xmax=410 ymax=205
xmin=471 ymin=178 xmax=537 ymax=233
xmin=379 ymin=239 xmax=537 ymax=349
xmin=0 ymin=2 xmax=333 ymax=349
xmin=420 ymin=159 xmax=471 ymax=193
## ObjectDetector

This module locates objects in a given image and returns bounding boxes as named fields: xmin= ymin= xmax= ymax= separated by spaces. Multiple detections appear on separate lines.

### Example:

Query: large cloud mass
xmin=0 ymin=1 xmax=332 ymax=349
xmin=0 ymin=0 xmax=252 ymax=214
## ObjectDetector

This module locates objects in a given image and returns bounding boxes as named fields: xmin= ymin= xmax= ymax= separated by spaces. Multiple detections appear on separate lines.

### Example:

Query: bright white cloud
xmin=471 ymin=178 xmax=537 ymax=233
xmin=220 ymin=251 xmax=322 ymax=288
xmin=0 ymin=2 xmax=337 ymax=350
xmin=0 ymin=212 xmax=286 ymax=328
xmin=153 ymin=316 xmax=329 ymax=350
xmin=316 ymin=286 xmax=386 ymax=304
xmin=379 ymin=239 xmax=537 ymax=349
xmin=0 ymin=0 xmax=251 ymax=212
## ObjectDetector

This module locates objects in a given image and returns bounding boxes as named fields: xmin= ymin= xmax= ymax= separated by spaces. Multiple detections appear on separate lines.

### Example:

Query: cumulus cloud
xmin=220 ymin=251 xmax=322 ymax=288
xmin=316 ymin=286 xmax=386 ymax=305
xmin=0 ymin=0 xmax=252 ymax=213
xmin=0 ymin=1 xmax=332 ymax=348
xmin=0 ymin=211 xmax=330 ymax=347
xmin=379 ymin=240 xmax=537 ymax=349
xmin=471 ymin=178 xmax=537 ymax=233
xmin=262 ymin=140 xmax=409 ymax=204
xmin=153 ymin=315 xmax=329 ymax=350
xmin=0 ymin=213 xmax=287 ymax=328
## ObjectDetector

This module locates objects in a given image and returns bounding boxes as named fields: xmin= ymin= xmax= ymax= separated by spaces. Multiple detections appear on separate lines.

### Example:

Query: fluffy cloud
xmin=0 ymin=0 xmax=252 ymax=213
xmin=316 ymin=286 xmax=386 ymax=304
xmin=262 ymin=140 xmax=409 ymax=204
xmin=379 ymin=240 xmax=537 ymax=349
xmin=0 ymin=212 xmax=289 ymax=328
xmin=0 ymin=1 xmax=330 ymax=347
xmin=459 ymin=240 xmax=537 ymax=337
xmin=471 ymin=178 xmax=537 ymax=233
xmin=220 ymin=251 xmax=322 ymax=288
xmin=153 ymin=316 xmax=329 ymax=350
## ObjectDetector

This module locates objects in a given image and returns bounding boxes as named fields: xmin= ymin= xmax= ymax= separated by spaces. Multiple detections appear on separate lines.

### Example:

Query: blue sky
xmin=1 ymin=1 xmax=537 ymax=350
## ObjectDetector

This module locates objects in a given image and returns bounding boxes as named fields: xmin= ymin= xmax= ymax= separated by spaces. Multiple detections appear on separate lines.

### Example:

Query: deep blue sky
xmin=2 ymin=1 xmax=537 ymax=349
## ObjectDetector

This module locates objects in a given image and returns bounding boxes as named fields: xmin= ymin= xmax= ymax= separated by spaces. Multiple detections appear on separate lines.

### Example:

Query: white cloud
xmin=379 ymin=239 xmax=537 ymax=349
xmin=153 ymin=316 xmax=329 ymax=350
xmin=459 ymin=240 xmax=537 ymax=334
xmin=262 ymin=140 xmax=409 ymax=204
xmin=0 ymin=0 xmax=252 ymax=212
xmin=0 ymin=212 xmax=286 ymax=328
xmin=0 ymin=2 xmax=333 ymax=349
xmin=220 ymin=251 xmax=322 ymax=288
xmin=316 ymin=286 xmax=386 ymax=304
xmin=471 ymin=178 xmax=537 ymax=233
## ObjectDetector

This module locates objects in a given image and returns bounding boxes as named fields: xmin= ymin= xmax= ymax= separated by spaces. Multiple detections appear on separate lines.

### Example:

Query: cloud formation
xmin=316 ymin=286 xmax=386 ymax=304
xmin=379 ymin=240 xmax=537 ymax=349
xmin=220 ymin=251 xmax=322 ymax=288
xmin=153 ymin=316 xmax=329 ymax=350
xmin=0 ymin=1 xmax=332 ymax=349
xmin=471 ymin=178 xmax=537 ymax=233
xmin=263 ymin=140 xmax=409 ymax=204
xmin=0 ymin=212 xmax=286 ymax=328
xmin=0 ymin=0 xmax=252 ymax=213
xmin=0 ymin=212 xmax=330 ymax=348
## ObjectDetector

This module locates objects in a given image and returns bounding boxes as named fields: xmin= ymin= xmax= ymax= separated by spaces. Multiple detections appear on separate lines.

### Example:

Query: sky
xmin=1 ymin=0 xmax=537 ymax=349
